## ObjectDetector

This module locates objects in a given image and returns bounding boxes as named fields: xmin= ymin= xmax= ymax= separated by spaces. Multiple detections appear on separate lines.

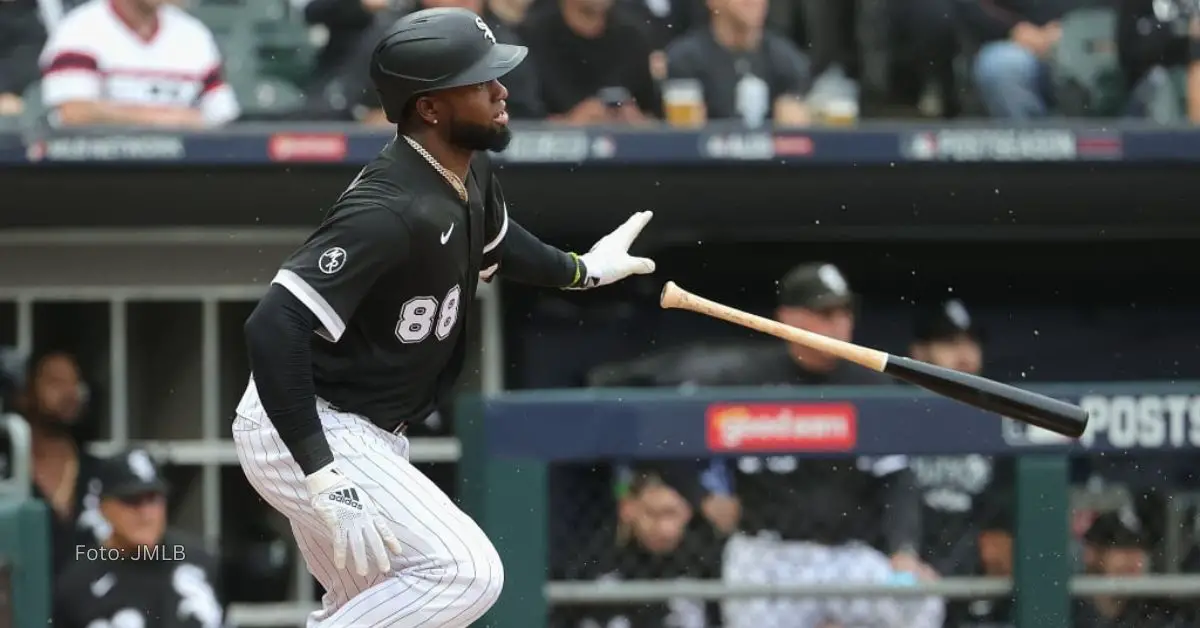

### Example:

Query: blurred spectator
xmin=1117 ymin=0 xmax=1200 ymax=123
xmin=623 ymin=0 xmax=705 ymax=53
xmin=53 ymin=449 xmax=227 ymax=628
xmin=324 ymin=0 xmax=545 ymax=123
xmin=520 ymin=0 xmax=663 ymax=124
xmin=38 ymin=0 xmax=240 ymax=127
xmin=420 ymin=0 xmax=547 ymax=118
xmin=943 ymin=497 xmax=1014 ymax=627
xmin=553 ymin=464 xmax=721 ymax=628
xmin=960 ymin=0 xmax=1083 ymax=119
xmin=1073 ymin=508 xmax=1191 ymax=627
xmin=0 ymin=0 xmax=50 ymax=117
xmin=301 ymin=0 xmax=400 ymax=104
xmin=5 ymin=351 xmax=109 ymax=576
xmin=663 ymin=0 xmax=812 ymax=127
xmin=679 ymin=262 xmax=942 ymax=628
xmin=487 ymin=0 xmax=535 ymax=26
xmin=907 ymin=300 xmax=1010 ymax=577
xmin=887 ymin=0 xmax=961 ymax=118
xmin=801 ymin=0 xmax=861 ymax=120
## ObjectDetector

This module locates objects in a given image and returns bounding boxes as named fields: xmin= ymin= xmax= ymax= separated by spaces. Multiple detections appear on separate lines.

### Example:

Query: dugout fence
xmin=456 ymin=384 xmax=1200 ymax=628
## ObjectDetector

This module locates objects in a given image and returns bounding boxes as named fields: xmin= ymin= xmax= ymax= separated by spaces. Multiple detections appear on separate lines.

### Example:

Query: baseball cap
xmin=777 ymin=262 xmax=856 ymax=310
xmin=913 ymin=299 xmax=984 ymax=342
xmin=101 ymin=449 xmax=168 ymax=501
xmin=1084 ymin=508 xmax=1147 ymax=549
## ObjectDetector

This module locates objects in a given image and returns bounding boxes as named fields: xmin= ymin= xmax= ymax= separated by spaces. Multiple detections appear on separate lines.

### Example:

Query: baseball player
xmin=233 ymin=8 xmax=655 ymax=628
xmin=54 ymin=449 xmax=226 ymax=628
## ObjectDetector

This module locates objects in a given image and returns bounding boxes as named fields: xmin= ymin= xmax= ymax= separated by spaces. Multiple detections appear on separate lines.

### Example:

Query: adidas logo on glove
xmin=328 ymin=488 xmax=363 ymax=510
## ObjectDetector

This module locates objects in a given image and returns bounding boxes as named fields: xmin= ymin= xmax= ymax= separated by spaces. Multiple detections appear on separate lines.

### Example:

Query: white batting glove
xmin=305 ymin=463 xmax=404 ymax=577
xmin=572 ymin=211 xmax=656 ymax=289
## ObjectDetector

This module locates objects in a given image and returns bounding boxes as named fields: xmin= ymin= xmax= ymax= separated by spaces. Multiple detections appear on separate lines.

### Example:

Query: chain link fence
xmin=542 ymin=451 xmax=1200 ymax=628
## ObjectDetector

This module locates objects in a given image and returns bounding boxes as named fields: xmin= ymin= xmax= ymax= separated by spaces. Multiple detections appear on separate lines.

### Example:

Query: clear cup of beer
xmin=663 ymin=79 xmax=706 ymax=128
xmin=821 ymin=99 xmax=859 ymax=127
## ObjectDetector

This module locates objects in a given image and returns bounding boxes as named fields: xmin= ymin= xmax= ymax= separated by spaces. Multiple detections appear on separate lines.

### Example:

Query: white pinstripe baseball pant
xmin=722 ymin=533 xmax=945 ymax=628
xmin=233 ymin=381 xmax=504 ymax=628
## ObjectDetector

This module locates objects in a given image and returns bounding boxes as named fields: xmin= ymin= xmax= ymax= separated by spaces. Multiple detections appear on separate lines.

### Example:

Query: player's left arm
xmin=486 ymin=176 xmax=655 ymax=288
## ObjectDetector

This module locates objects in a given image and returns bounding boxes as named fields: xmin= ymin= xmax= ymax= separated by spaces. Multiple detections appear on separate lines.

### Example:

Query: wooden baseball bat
xmin=660 ymin=281 xmax=1088 ymax=438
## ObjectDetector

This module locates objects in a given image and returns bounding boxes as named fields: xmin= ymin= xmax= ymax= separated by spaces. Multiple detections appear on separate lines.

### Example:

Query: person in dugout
xmin=683 ymin=262 xmax=942 ymax=628
xmin=0 ymin=348 xmax=110 ymax=576
xmin=942 ymin=496 xmax=1014 ymax=627
xmin=53 ymin=449 xmax=227 ymax=628
xmin=1072 ymin=509 xmax=1195 ymax=627
xmin=905 ymin=300 xmax=1013 ymax=577
xmin=552 ymin=463 xmax=722 ymax=628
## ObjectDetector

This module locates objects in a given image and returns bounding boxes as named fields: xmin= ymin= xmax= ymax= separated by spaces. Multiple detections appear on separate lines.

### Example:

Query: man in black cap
xmin=905 ymin=299 xmax=1006 ymax=576
xmin=686 ymin=262 xmax=941 ymax=628
xmin=53 ymin=449 xmax=225 ymax=628
xmin=236 ymin=7 xmax=655 ymax=626
xmin=909 ymin=298 xmax=984 ymax=377
xmin=1073 ymin=508 xmax=1189 ymax=627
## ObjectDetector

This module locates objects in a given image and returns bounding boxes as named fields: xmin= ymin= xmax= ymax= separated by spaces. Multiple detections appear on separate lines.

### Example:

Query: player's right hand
xmin=305 ymin=463 xmax=404 ymax=577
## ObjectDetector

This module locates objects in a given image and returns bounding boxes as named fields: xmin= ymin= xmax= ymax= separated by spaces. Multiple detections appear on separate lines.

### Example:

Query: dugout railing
xmin=456 ymin=383 xmax=1200 ymax=628
xmin=3 ymin=374 xmax=1200 ymax=626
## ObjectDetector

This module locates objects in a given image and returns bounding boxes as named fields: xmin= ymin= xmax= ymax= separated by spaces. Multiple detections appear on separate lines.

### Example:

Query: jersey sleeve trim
xmin=271 ymin=269 xmax=345 ymax=342
xmin=483 ymin=202 xmax=509 ymax=254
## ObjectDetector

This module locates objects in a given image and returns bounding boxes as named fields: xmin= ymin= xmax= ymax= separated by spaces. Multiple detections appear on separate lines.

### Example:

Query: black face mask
xmin=448 ymin=119 xmax=512 ymax=153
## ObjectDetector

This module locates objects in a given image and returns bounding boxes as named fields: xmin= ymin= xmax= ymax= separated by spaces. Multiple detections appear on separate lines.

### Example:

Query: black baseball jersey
xmin=0 ymin=439 xmax=109 ymax=576
xmin=270 ymin=137 xmax=507 ymax=429
xmin=667 ymin=343 xmax=913 ymax=546
xmin=53 ymin=532 xmax=225 ymax=628
xmin=914 ymin=454 xmax=1011 ymax=574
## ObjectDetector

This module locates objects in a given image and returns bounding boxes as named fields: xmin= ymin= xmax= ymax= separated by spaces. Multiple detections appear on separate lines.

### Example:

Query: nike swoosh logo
xmin=441 ymin=223 xmax=454 ymax=244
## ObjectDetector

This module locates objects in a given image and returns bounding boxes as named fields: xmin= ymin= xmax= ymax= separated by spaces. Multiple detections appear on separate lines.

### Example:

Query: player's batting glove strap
xmin=305 ymin=463 xmax=404 ymax=577
xmin=570 ymin=211 xmax=656 ymax=289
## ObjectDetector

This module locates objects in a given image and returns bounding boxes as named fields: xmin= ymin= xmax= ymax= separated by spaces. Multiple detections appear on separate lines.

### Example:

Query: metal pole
xmin=200 ymin=299 xmax=221 ymax=552
xmin=543 ymin=575 xmax=1200 ymax=603
xmin=108 ymin=299 xmax=128 ymax=445
xmin=479 ymin=283 xmax=505 ymax=395
xmin=15 ymin=297 xmax=33 ymax=356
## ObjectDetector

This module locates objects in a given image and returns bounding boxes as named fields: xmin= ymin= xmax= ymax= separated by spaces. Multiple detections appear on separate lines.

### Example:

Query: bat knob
xmin=660 ymin=281 xmax=683 ymax=309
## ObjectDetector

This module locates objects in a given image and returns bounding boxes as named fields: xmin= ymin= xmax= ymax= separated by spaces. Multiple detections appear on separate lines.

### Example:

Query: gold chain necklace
xmin=402 ymin=135 xmax=468 ymax=203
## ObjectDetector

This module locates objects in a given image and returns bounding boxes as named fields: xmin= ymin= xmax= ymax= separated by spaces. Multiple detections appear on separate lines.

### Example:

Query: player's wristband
xmin=567 ymin=252 xmax=585 ymax=288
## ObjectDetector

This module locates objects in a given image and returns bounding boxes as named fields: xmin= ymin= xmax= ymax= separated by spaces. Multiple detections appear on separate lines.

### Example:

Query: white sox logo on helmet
xmin=475 ymin=16 xmax=496 ymax=44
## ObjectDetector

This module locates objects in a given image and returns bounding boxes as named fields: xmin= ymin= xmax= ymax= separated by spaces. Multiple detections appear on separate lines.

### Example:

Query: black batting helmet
xmin=370 ymin=8 xmax=527 ymax=123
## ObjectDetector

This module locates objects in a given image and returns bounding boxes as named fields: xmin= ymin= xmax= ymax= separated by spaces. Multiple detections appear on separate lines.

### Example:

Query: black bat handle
xmin=882 ymin=355 xmax=1089 ymax=438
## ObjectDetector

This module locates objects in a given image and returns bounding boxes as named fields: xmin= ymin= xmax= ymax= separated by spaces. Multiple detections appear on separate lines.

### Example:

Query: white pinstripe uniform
xmin=234 ymin=384 xmax=503 ymax=628
xmin=232 ymin=132 xmax=653 ymax=627
xmin=720 ymin=456 xmax=946 ymax=628
xmin=230 ymin=137 xmax=509 ymax=628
